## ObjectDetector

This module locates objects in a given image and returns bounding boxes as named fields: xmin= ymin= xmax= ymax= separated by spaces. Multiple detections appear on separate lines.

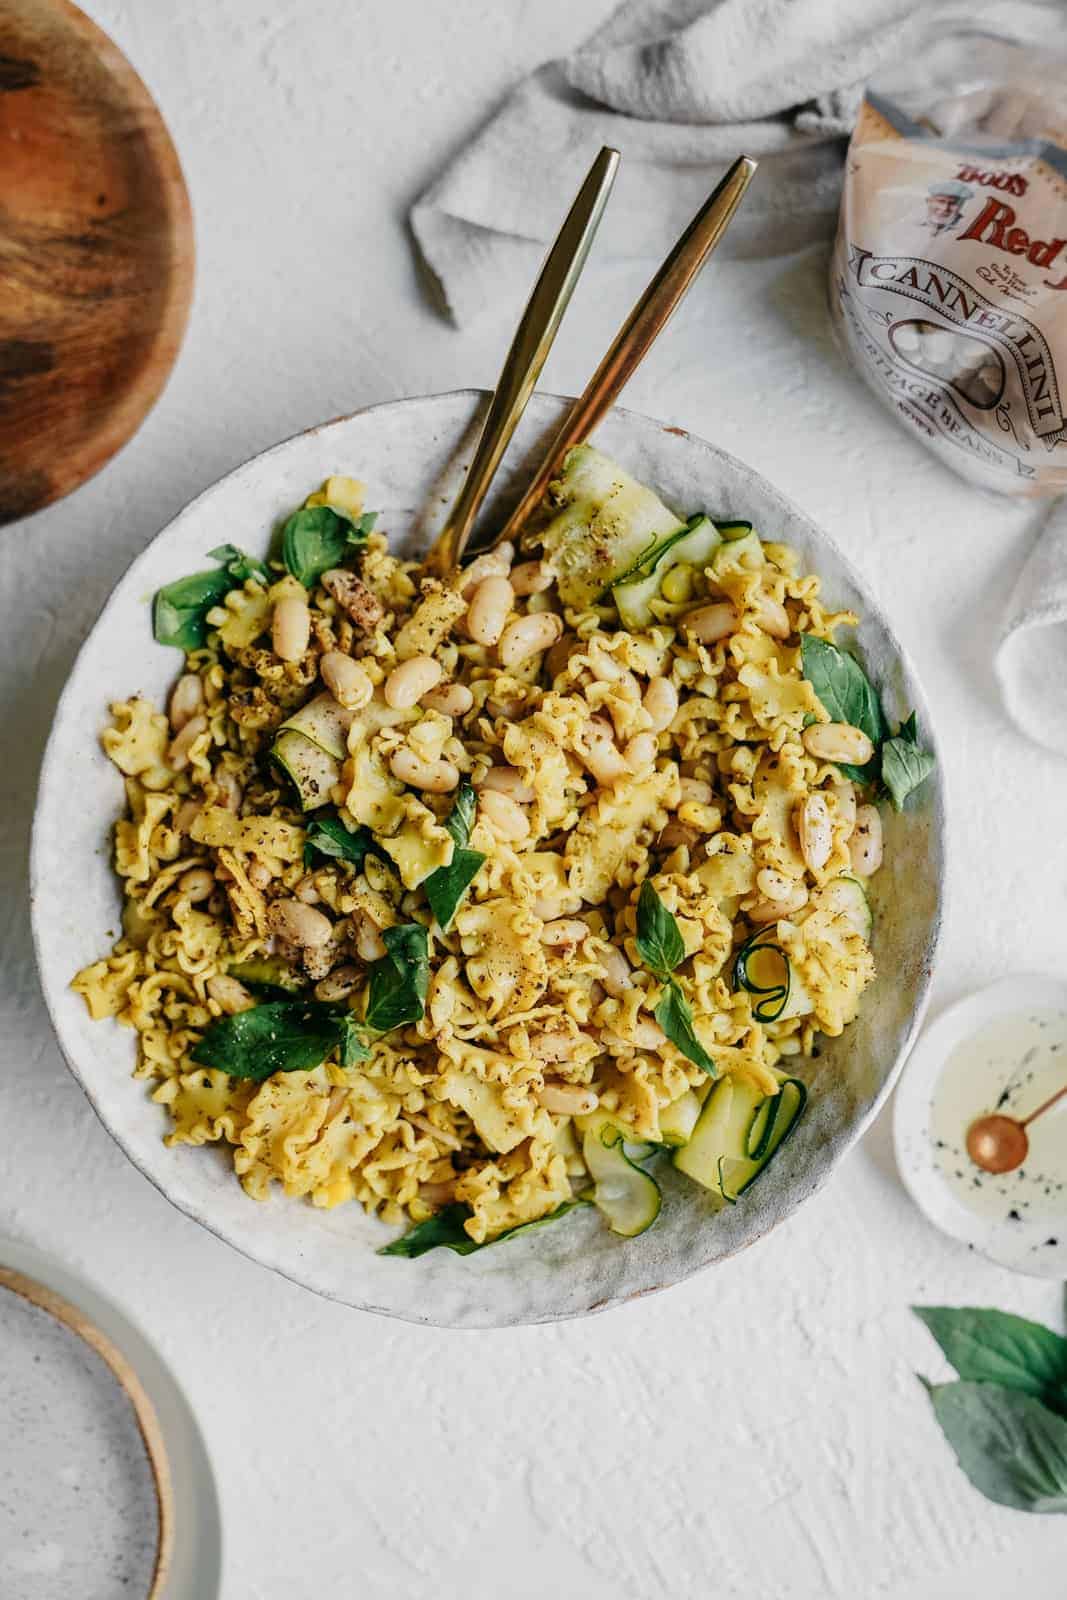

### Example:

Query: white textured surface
xmin=3 ymin=0 xmax=1066 ymax=1593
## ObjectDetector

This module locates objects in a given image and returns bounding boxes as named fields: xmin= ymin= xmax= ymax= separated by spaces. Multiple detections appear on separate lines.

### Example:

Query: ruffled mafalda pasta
xmin=73 ymin=450 xmax=934 ymax=1254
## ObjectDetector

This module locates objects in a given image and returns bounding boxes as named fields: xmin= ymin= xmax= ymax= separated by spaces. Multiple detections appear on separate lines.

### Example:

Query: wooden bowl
xmin=0 ymin=0 xmax=193 ymax=523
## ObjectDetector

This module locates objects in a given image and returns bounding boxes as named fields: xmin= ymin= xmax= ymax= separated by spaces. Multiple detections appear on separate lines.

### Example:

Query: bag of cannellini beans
xmin=831 ymin=31 xmax=1067 ymax=497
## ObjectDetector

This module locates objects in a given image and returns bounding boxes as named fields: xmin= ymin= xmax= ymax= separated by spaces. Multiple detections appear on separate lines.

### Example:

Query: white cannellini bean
xmin=577 ymin=719 xmax=629 ymax=787
xmin=540 ymin=918 xmax=588 ymax=948
xmin=498 ymin=610 xmax=563 ymax=668
xmin=177 ymin=866 xmax=214 ymax=902
xmin=748 ymin=897 xmax=800 ymax=925
xmin=267 ymin=898 xmax=333 ymax=948
xmin=478 ymin=766 xmax=534 ymax=803
xmin=478 ymin=788 xmax=530 ymax=841
xmin=682 ymin=601 xmax=738 ymax=644
xmin=168 ymin=673 xmax=203 ymax=734
xmin=320 ymin=651 xmax=373 ymax=710
xmin=624 ymin=732 xmax=658 ymax=772
xmin=754 ymin=869 xmax=808 ymax=916
xmin=538 ymin=1083 xmax=598 ymax=1116
xmin=632 ymin=1018 xmax=667 ymax=1050
xmin=206 ymin=974 xmax=254 ymax=1015
xmin=389 ymin=748 xmax=460 ymax=792
xmin=849 ymin=804 xmax=883 ymax=877
xmin=384 ymin=654 xmax=443 ymax=709
xmin=752 ymin=593 xmax=791 ymax=639
xmin=293 ymin=873 xmax=322 ymax=905
xmin=167 ymin=713 xmax=208 ymax=771
xmin=466 ymin=575 xmax=515 ymax=646
xmin=354 ymin=911 xmax=387 ymax=962
xmin=459 ymin=542 xmax=514 ymax=597
xmin=796 ymin=793 xmax=833 ymax=873
xmin=247 ymin=859 xmax=272 ymax=891
xmin=272 ymin=594 xmax=311 ymax=662
xmin=802 ymin=721 xmax=875 ymax=767
xmin=643 ymin=677 xmax=678 ymax=734
xmin=314 ymin=964 xmax=361 ymax=1002
xmin=528 ymin=1029 xmax=578 ymax=1062
xmin=213 ymin=767 xmax=243 ymax=813
xmin=173 ymin=798 xmax=202 ymax=834
xmin=422 ymin=681 xmax=473 ymax=717
xmin=598 ymin=944 xmax=633 ymax=998
xmin=509 ymin=559 xmax=552 ymax=596
xmin=587 ymin=643 xmax=628 ymax=683
xmin=679 ymin=777 xmax=712 ymax=805
xmin=830 ymin=779 xmax=857 ymax=836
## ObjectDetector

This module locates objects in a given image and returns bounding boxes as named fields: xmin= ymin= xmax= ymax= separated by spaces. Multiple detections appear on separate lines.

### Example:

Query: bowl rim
xmin=30 ymin=388 xmax=948 ymax=1325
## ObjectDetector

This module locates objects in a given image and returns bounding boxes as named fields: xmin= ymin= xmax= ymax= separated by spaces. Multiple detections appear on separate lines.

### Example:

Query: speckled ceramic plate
xmin=30 ymin=391 xmax=946 ymax=1328
xmin=894 ymin=976 xmax=1067 ymax=1279
xmin=0 ymin=1237 xmax=221 ymax=1598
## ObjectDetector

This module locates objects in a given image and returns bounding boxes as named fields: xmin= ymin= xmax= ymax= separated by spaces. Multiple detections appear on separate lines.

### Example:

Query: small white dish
xmin=0 ymin=1238 xmax=221 ymax=1599
xmin=31 ymin=390 xmax=946 ymax=1327
xmin=894 ymin=975 xmax=1067 ymax=1278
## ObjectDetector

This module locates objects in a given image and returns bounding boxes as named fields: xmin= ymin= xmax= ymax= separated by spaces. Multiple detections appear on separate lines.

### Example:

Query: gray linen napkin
xmin=410 ymin=0 xmax=1051 ymax=327
xmin=995 ymin=500 xmax=1067 ymax=758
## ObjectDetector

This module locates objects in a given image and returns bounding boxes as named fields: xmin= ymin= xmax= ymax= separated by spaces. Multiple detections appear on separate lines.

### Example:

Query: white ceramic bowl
xmin=894 ymin=975 xmax=1067 ymax=1278
xmin=31 ymin=391 xmax=946 ymax=1328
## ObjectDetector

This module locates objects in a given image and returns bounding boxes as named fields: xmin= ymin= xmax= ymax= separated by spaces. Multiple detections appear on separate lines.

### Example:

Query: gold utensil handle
xmin=497 ymin=154 xmax=758 ymax=548
xmin=424 ymin=145 xmax=620 ymax=575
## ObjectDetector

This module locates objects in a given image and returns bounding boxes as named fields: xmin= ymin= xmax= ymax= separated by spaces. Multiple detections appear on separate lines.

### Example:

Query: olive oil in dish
xmin=931 ymin=1010 xmax=1067 ymax=1225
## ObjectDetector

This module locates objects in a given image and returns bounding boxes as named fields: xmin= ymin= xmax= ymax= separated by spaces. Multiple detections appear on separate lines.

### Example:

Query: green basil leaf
xmin=191 ymin=1000 xmax=345 ymax=1080
xmin=365 ymin=923 xmax=429 ymax=1032
xmin=379 ymin=1199 xmax=585 ymax=1258
xmin=282 ymin=505 xmax=368 ymax=588
xmin=444 ymin=779 xmax=477 ymax=849
xmin=800 ymin=634 xmax=888 ymax=782
xmin=207 ymin=543 xmax=270 ymax=583
xmin=923 ymin=1380 xmax=1067 ymax=1513
xmin=153 ymin=567 xmax=236 ymax=652
xmin=339 ymin=1013 xmax=371 ymax=1067
xmin=424 ymin=784 xmax=485 ymax=929
xmin=915 ymin=1307 xmax=1067 ymax=1418
xmin=898 ymin=709 xmax=919 ymax=745
xmin=303 ymin=812 xmax=379 ymax=870
xmin=655 ymin=979 xmax=717 ymax=1077
xmin=635 ymin=879 xmax=685 ymax=979
xmin=345 ymin=511 xmax=378 ymax=544
xmin=882 ymin=728 xmax=936 ymax=811
xmin=425 ymin=849 xmax=485 ymax=931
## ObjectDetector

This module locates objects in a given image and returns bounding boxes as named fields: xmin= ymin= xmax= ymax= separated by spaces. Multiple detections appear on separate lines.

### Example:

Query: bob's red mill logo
xmin=845 ymin=232 xmax=1065 ymax=446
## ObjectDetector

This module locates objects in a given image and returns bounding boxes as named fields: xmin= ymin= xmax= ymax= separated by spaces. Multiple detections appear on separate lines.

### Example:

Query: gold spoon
xmin=424 ymin=145 xmax=620 ymax=576
xmin=495 ymin=153 xmax=758 ymax=551
xmin=966 ymin=1082 xmax=1067 ymax=1174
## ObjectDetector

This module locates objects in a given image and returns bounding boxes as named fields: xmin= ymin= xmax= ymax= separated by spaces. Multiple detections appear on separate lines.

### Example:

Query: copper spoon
xmin=494 ymin=153 xmax=758 ymax=551
xmin=965 ymin=1082 xmax=1067 ymax=1174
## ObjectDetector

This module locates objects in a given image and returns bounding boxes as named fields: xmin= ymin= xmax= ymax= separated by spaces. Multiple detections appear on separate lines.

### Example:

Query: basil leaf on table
xmin=191 ymin=1000 xmax=350 ymax=1080
xmin=379 ymin=1199 xmax=585 ymax=1258
xmin=364 ymin=923 xmax=430 ymax=1032
xmin=922 ymin=1380 xmax=1067 ymax=1513
xmin=282 ymin=505 xmax=377 ymax=588
xmin=154 ymin=544 xmax=270 ymax=651
xmin=635 ymin=879 xmax=686 ymax=978
xmin=655 ymin=980 xmax=718 ymax=1077
xmin=303 ymin=811 xmax=380 ymax=870
xmin=800 ymin=634 xmax=888 ymax=783
xmin=882 ymin=714 xmax=936 ymax=811
xmin=915 ymin=1306 xmax=1067 ymax=1418
xmin=424 ymin=781 xmax=486 ymax=930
